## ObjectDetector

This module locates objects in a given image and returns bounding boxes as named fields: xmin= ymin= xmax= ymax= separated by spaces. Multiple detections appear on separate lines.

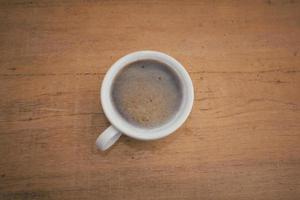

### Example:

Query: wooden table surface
xmin=1 ymin=0 xmax=300 ymax=199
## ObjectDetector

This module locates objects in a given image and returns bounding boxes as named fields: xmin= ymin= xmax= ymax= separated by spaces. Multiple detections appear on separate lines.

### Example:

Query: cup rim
xmin=100 ymin=50 xmax=194 ymax=140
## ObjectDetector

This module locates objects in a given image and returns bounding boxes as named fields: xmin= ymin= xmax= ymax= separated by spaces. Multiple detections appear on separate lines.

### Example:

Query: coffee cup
xmin=96 ymin=51 xmax=194 ymax=151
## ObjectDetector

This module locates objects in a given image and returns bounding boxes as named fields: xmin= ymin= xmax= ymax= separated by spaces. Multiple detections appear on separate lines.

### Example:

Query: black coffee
xmin=111 ymin=60 xmax=182 ymax=128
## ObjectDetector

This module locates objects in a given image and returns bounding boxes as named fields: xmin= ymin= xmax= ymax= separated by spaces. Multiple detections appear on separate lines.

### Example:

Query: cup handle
xmin=96 ymin=126 xmax=122 ymax=151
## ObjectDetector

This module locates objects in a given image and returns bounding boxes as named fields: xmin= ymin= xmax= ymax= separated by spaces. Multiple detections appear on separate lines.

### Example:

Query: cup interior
xmin=101 ymin=51 xmax=194 ymax=140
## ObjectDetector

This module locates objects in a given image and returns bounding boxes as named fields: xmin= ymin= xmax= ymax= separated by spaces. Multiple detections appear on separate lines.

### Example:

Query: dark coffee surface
xmin=112 ymin=60 xmax=182 ymax=128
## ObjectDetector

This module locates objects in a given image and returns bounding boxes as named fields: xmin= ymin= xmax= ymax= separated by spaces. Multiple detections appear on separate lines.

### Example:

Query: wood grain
xmin=0 ymin=0 xmax=300 ymax=199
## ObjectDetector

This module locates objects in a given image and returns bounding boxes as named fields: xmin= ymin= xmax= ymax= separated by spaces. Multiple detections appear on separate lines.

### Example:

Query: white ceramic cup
xmin=96 ymin=51 xmax=194 ymax=151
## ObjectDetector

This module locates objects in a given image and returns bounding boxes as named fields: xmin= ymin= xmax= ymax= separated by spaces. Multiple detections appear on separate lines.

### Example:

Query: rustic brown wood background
xmin=0 ymin=0 xmax=300 ymax=199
